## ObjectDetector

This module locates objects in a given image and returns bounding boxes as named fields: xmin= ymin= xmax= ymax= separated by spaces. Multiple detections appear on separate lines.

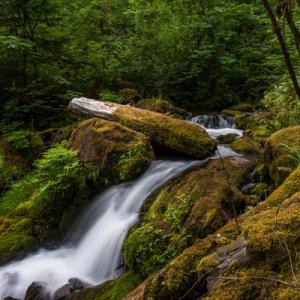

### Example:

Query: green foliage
xmin=261 ymin=79 xmax=300 ymax=130
xmin=111 ymin=272 xmax=141 ymax=300
xmin=0 ymin=0 xmax=285 ymax=130
xmin=0 ymin=144 xmax=84 ymax=216
xmin=99 ymin=90 xmax=127 ymax=104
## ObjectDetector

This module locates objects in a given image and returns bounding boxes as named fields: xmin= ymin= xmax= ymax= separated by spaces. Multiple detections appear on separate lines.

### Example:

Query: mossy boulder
xmin=217 ymin=133 xmax=238 ymax=144
xmin=235 ymin=113 xmax=258 ymax=130
xmin=135 ymin=98 xmax=187 ymax=118
xmin=69 ymin=118 xmax=154 ymax=183
xmin=124 ymin=156 xmax=256 ymax=279
xmin=263 ymin=125 xmax=300 ymax=186
xmin=114 ymin=105 xmax=216 ymax=159
xmin=231 ymin=137 xmax=262 ymax=155
xmin=69 ymin=98 xmax=217 ymax=159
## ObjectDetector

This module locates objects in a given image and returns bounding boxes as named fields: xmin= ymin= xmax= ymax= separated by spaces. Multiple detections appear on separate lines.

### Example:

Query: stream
xmin=0 ymin=114 xmax=243 ymax=299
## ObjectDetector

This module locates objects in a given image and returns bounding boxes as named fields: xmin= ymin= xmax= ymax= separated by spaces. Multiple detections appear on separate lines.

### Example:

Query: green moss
xmin=124 ymin=223 xmax=185 ymax=278
xmin=235 ymin=113 xmax=257 ymax=130
xmin=231 ymin=137 xmax=262 ymax=155
xmin=111 ymin=272 xmax=141 ymax=300
xmin=244 ymin=126 xmax=272 ymax=144
xmin=251 ymin=183 xmax=269 ymax=200
xmin=135 ymin=98 xmax=187 ymax=118
xmin=114 ymin=105 xmax=217 ymax=159
xmin=69 ymin=118 xmax=154 ymax=184
xmin=263 ymin=125 xmax=300 ymax=186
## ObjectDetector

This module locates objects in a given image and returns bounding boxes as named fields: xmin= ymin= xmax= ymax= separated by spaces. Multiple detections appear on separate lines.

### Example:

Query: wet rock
xmin=68 ymin=277 xmax=91 ymax=290
xmin=231 ymin=137 xmax=262 ymax=155
xmin=24 ymin=282 xmax=50 ymax=300
xmin=54 ymin=278 xmax=92 ymax=299
xmin=217 ymin=133 xmax=238 ymax=144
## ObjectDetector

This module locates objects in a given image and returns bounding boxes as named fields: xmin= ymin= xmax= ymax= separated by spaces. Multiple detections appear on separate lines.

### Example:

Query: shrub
xmin=99 ymin=89 xmax=127 ymax=104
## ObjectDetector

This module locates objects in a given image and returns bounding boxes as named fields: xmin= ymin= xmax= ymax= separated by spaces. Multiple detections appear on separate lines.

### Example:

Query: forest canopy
xmin=0 ymin=0 xmax=296 ymax=131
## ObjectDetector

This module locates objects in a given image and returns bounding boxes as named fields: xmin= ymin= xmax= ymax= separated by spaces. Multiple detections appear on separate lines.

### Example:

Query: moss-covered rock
xmin=230 ymin=137 xmax=262 ymax=155
xmin=135 ymin=98 xmax=187 ymax=118
xmin=124 ymin=157 xmax=256 ymax=279
xmin=217 ymin=133 xmax=238 ymax=144
xmin=69 ymin=118 xmax=154 ymax=183
xmin=114 ymin=105 xmax=217 ymax=159
xmin=235 ymin=113 xmax=258 ymax=130
xmin=68 ymin=98 xmax=217 ymax=159
xmin=263 ymin=125 xmax=300 ymax=186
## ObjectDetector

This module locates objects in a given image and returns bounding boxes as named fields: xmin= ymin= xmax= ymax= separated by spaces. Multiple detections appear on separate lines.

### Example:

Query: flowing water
xmin=0 ymin=114 xmax=241 ymax=299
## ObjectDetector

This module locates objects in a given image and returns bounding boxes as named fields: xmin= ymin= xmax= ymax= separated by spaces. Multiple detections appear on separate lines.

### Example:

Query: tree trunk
xmin=284 ymin=0 xmax=300 ymax=56
xmin=262 ymin=0 xmax=300 ymax=98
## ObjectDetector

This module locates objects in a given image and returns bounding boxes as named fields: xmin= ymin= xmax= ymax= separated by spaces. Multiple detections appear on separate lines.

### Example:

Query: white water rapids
xmin=0 ymin=114 xmax=242 ymax=299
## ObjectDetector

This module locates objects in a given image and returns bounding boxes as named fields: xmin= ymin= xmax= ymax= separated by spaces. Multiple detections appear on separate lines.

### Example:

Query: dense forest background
xmin=0 ymin=0 xmax=299 ymax=132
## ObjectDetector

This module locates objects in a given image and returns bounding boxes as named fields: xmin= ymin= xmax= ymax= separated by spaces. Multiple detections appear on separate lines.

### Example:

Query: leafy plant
xmin=261 ymin=79 xmax=300 ymax=129
xmin=99 ymin=90 xmax=126 ymax=104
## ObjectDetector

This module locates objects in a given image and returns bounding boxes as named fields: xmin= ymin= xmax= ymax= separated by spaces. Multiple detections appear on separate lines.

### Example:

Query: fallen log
xmin=68 ymin=97 xmax=217 ymax=159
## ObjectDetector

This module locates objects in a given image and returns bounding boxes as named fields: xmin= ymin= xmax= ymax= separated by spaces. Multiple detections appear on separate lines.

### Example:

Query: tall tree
xmin=262 ymin=0 xmax=300 ymax=98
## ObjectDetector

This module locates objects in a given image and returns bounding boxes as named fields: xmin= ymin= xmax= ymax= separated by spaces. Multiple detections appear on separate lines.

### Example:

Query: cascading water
xmin=187 ymin=114 xmax=243 ymax=139
xmin=0 ymin=113 xmax=242 ymax=299
xmin=0 ymin=160 xmax=206 ymax=299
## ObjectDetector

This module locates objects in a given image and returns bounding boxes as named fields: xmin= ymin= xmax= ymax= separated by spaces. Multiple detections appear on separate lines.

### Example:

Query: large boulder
xmin=69 ymin=118 xmax=154 ymax=183
xmin=230 ymin=137 xmax=262 ymax=155
xmin=124 ymin=156 xmax=256 ymax=278
xmin=68 ymin=98 xmax=217 ymax=159
xmin=263 ymin=125 xmax=300 ymax=186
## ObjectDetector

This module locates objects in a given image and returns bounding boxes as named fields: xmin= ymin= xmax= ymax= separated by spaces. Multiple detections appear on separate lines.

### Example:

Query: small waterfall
xmin=188 ymin=114 xmax=235 ymax=129
xmin=0 ymin=160 xmax=204 ymax=299
xmin=188 ymin=114 xmax=243 ymax=140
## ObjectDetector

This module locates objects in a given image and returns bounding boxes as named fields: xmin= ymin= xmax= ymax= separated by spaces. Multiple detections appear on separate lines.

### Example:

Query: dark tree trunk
xmin=262 ymin=0 xmax=300 ymax=99
xmin=284 ymin=0 xmax=300 ymax=56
